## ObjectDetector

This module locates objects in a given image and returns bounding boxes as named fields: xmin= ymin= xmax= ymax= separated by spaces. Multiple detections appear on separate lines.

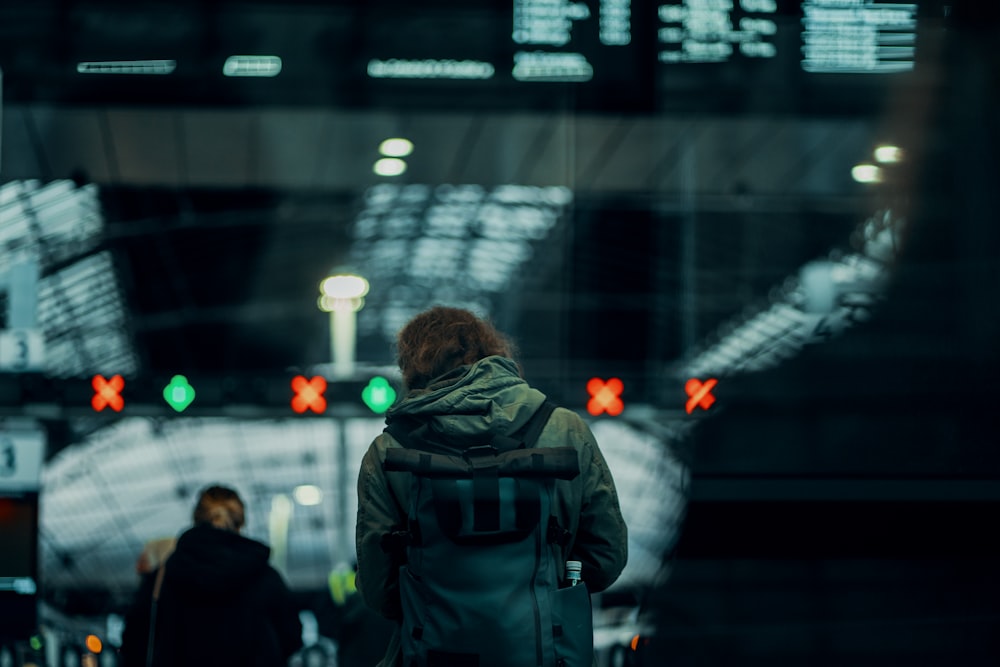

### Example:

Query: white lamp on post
xmin=317 ymin=273 xmax=369 ymax=380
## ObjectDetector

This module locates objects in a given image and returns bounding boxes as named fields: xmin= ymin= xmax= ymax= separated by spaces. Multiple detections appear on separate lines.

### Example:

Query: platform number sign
xmin=10 ymin=332 xmax=27 ymax=370
xmin=0 ymin=329 xmax=44 ymax=371
xmin=0 ymin=429 xmax=44 ymax=490
xmin=0 ymin=435 xmax=15 ymax=477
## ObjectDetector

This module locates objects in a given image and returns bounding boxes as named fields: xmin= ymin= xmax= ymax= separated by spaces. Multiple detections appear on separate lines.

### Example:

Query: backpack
xmin=382 ymin=400 xmax=594 ymax=667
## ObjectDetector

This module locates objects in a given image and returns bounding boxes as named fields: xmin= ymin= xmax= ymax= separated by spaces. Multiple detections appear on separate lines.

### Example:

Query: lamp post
xmin=317 ymin=272 xmax=369 ymax=564
xmin=317 ymin=273 xmax=369 ymax=380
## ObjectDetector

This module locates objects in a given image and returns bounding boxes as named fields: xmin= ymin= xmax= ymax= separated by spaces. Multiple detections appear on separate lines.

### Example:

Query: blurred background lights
xmin=373 ymin=157 xmax=407 ymax=177
xmin=222 ymin=55 xmax=282 ymax=77
xmin=76 ymin=60 xmax=176 ymax=75
xmin=84 ymin=634 xmax=102 ymax=654
xmin=320 ymin=274 xmax=369 ymax=300
xmin=851 ymin=164 xmax=883 ymax=184
xmin=293 ymin=485 xmax=323 ymax=506
xmin=362 ymin=376 xmax=397 ymax=414
xmin=379 ymin=138 xmax=414 ymax=157
xmin=874 ymin=144 xmax=904 ymax=164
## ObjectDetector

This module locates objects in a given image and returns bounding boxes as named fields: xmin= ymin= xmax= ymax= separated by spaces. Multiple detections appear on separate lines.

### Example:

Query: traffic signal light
xmin=684 ymin=378 xmax=718 ymax=414
xmin=586 ymin=377 xmax=624 ymax=416
xmin=163 ymin=375 xmax=196 ymax=412
xmin=361 ymin=376 xmax=396 ymax=414
xmin=5 ymin=373 xmax=406 ymax=417
xmin=291 ymin=375 xmax=328 ymax=414
xmin=91 ymin=374 xmax=124 ymax=412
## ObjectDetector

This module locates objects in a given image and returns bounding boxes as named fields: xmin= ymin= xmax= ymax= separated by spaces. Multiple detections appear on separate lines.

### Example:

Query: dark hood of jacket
xmin=166 ymin=524 xmax=272 ymax=597
xmin=386 ymin=355 xmax=546 ymax=443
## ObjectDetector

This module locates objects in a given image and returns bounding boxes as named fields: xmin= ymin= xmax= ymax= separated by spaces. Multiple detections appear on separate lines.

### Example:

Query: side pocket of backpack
xmin=551 ymin=583 xmax=594 ymax=667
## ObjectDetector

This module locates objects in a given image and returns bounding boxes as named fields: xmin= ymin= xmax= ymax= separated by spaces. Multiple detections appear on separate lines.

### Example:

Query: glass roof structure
xmin=1 ymin=179 xmax=137 ymax=378
xmin=351 ymin=183 xmax=572 ymax=340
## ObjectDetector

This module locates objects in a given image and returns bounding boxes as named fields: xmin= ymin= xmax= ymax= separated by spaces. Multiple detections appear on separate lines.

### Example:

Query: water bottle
xmin=565 ymin=560 xmax=582 ymax=587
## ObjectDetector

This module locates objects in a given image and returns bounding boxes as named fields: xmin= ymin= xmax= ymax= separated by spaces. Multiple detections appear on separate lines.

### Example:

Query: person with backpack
xmin=355 ymin=306 xmax=628 ymax=667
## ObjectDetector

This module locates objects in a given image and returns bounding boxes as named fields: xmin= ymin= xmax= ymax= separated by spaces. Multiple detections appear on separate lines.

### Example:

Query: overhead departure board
xmin=357 ymin=0 xmax=936 ymax=113
xmin=657 ymin=0 xmax=781 ymax=64
xmin=801 ymin=0 xmax=918 ymax=73
xmin=365 ymin=2 xmax=919 ymax=76
xmin=0 ymin=0 xmax=943 ymax=111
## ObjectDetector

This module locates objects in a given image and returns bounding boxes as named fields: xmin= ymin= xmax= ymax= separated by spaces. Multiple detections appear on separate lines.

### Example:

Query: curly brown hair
xmin=396 ymin=306 xmax=518 ymax=390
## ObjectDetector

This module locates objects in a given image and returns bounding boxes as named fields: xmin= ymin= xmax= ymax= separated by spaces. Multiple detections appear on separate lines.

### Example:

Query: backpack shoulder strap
xmin=488 ymin=399 xmax=556 ymax=452
xmin=519 ymin=399 xmax=557 ymax=448
xmin=383 ymin=416 xmax=418 ymax=450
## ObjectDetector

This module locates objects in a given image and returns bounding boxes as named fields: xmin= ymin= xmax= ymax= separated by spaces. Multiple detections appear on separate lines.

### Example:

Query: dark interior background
xmin=1 ymin=0 xmax=999 ymax=665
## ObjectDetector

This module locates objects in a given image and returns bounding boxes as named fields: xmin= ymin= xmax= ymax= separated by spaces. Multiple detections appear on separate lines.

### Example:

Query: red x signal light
xmin=586 ymin=377 xmax=624 ymax=417
xmin=685 ymin=377 xmax=718 ymax=414
xmin=291 ymin=375 xmax=327 ymax=414
xmin=91 ymin=374 xmax=125 ymax=412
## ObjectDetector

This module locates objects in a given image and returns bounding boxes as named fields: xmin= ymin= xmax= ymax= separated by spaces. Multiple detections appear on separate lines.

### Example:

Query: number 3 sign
xmin=0 ymin=329 xmax=44 ymax=371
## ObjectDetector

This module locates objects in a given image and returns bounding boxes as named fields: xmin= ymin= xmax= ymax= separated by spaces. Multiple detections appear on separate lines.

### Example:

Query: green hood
xmin=387 ymin=356 xmax=546 ymax=440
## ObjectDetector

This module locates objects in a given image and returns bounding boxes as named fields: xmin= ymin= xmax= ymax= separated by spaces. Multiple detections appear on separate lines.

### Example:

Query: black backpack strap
xmin=383 ymin=415 xmax=422 ymax=450
xmin=520 ymin=399 xmax=557 ymax=449
xmin=518 ymin=401 xmax=576 ymax=548
xmin=489 ymin=400 xmax=557 ymax=452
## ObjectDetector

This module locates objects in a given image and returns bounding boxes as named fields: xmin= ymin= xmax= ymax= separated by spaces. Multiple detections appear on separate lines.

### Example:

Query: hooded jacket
xmin=355 ymin=356 xmax=628 ymax=667
xmin=120 ymin=524 xmax=303 ymax=667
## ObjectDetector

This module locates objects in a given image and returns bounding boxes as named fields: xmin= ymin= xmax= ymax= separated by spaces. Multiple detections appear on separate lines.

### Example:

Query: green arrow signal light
xmin=163 ymin=375 xmax=196 ymax=412
xmin=362 ymin=376 xmax=397 ymax=414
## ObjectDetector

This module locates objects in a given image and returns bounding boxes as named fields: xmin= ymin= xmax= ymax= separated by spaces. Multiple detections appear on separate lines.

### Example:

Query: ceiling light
xmin=222 ymin=55 xmax=282 ymax=77
xmin=373 ymin=158 xmax=407 ymax=177
xmin=851 ymin=164 xmax=883 ymax=184
xmin=367 ymin=58 xmax=494 ymax=80
xmin=873 ymin=145 xmax=904 ymax=164
xmin=320 ymin=274 xmax=369 ymax=300
xmin=379 ymin=138 xmax=414 ymax=157
xmin=319 ymin=273 xmax=370 ymax=314
xmin=76 ymin=60 xmax=176 ymax=75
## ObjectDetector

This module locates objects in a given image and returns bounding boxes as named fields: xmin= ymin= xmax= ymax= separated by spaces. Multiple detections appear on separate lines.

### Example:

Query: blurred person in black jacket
xmin=120 ymin=485 xmax=303 ymax=666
